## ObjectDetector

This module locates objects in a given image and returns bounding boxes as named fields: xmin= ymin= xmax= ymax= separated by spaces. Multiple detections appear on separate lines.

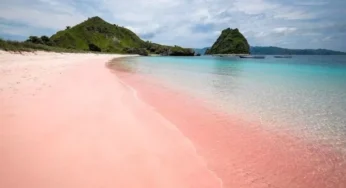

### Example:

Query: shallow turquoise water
xmin=122 ymin=55 xmax=346 ymax=152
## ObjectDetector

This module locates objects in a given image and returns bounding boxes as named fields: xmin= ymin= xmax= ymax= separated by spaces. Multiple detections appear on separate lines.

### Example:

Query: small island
xmin=205 ymin=28 xmax=250 ymax=55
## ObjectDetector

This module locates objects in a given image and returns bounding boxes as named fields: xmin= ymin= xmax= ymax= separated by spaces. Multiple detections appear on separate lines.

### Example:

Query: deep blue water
xmin=121 ymin=55 xmax=346 ymax=152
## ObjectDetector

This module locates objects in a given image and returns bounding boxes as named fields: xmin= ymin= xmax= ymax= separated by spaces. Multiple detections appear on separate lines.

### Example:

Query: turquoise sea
xmin=120 ymin=55 xmax=346 ymax=153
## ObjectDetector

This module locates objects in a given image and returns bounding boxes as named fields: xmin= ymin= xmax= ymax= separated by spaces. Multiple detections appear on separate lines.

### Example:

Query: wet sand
xmin=110 ymin=59 xmax=346 ymax=188
xmin=0 ymin=51 xmax=222 ymax=188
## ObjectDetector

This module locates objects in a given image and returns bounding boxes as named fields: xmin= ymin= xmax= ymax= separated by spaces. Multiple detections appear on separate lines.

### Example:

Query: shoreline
xmin=110 ymin=57 xmax=346 ymax=188
xmin=1 ymin=52 xmax=346 ymax=187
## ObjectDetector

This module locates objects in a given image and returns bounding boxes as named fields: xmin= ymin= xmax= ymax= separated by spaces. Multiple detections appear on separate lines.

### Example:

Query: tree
xmin=40 ymin=36 xmax=50 ymax=43
xmin=26 ymin=36 xmax=43 ymax=44
xmin=41 ymin=36 xmax=55 ymax=46
xmin=66 ymin=26 xmax=71 ymax=30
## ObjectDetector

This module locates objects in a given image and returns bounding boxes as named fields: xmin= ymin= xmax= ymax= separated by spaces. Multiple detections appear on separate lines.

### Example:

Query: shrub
xmin=40 ymin=35 xmax=55 ymax=46
xmin=26 ymin=36 xmax=43 ymax=44
xmin=40 ymin=36 xmax=50 ymax=43
xmin=88 ymin=43 xmax=101 ymax=52
xmin=123 ymin=47 xmax=148 ymax=56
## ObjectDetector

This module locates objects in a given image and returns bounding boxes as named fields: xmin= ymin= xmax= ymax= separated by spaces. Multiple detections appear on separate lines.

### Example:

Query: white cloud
xmin=322 ymin=36 xmax=333 ymax=41
xmin=255 ymin=31 xmax=268 ymax=38
xmin=0 ymin=0 xmax=86 ymax=30
xmin=231 ymin=0 xmax=278 ymax=15
xmin=273 ymin=27 xmax=297 ymax=34
xmin=213 ymin=30 xmax=221 ymax=36
xmin=273 ymin=9 xmax=316 ymax=20
xmin=294 ymin=1 xmax=328 ymax=6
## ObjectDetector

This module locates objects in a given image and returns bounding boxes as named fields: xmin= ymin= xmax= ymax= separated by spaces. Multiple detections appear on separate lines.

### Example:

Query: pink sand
xmin=113 ymin=67 xmax=346 ymax=188
xmin=0 ymin=52 xmax=222 ymax=188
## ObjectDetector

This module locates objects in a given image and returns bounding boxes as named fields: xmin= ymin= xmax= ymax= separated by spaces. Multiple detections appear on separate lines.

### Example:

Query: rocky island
xmin=205 ymin=28 xmax=250 ymax=55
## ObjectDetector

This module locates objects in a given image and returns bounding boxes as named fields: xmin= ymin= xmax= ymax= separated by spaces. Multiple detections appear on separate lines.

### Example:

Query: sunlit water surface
xmin=118 ymin=55 xmax=346 ymax=153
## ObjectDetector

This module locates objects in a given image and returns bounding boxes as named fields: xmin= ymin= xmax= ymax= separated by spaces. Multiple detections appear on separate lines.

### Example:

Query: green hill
xmin=205 ymin=28 xmax=250 ymax=55
xmin=49 ymin=16 xmax=194 ymax=56
xmin=51 ymin=16 xmax=144 ymax=53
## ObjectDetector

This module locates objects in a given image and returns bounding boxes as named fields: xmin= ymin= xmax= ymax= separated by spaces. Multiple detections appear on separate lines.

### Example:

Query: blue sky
xmin=0 ymin=0 xmax=345 ymax=51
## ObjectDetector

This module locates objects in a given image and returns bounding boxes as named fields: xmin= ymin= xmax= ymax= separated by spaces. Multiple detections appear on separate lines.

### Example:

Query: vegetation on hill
xmin=205 ymin=28 xmax=250 ymax=55
xmin=169 ymin=45 xmax=195 ymax=56
xmin=142 ymin=41 xmax=194 ymax=56
xmin=0 ymin=38 xmax=83 ymax=52
xmin=143 ymin=42 xmax=170 ymax=54
xmin=49 ymin=16 xmax=193 ymax=55
xmin=1 ymin=16 xmax=194 ymax=56
xmin=250 ymin=46 xmax=346 ymax=55
xmin=50 ymin=16 xmax=144 ymax=53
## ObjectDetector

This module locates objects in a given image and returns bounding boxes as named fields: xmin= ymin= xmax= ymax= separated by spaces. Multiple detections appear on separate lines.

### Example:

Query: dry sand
xmin=0 ymin=51 xmax=222 ymax=188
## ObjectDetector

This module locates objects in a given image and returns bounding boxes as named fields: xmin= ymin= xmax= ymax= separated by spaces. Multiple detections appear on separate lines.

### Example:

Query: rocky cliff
xmin=205 ymin=28 xmax=250 ymax=55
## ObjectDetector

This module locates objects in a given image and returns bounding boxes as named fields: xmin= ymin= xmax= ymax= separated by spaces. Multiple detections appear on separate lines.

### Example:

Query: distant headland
xmin=195 ymin=46 xmax=346 ymax=55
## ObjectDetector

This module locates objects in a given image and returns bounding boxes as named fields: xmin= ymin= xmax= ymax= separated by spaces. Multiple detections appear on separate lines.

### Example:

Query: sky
xmin=0 ymin=0 xmax=345 ymax=51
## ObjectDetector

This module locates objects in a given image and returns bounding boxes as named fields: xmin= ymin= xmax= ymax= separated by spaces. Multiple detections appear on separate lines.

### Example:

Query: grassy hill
xmin=205 ymin=28 xmax=250 ymax=55
xmin=1 ymin=16 xmax=194 ymax=56
xmin=50 ymin=16 xmax=193 ymax=55
xmin=51 ymin=16 xmax=144 ymax=53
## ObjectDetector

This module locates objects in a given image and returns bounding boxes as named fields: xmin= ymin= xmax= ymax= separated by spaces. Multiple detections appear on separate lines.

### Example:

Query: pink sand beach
xmin=1 ymin=51 xmax=345 ymax=188
xmin=0 ymin=51 xmax=221 ymax=188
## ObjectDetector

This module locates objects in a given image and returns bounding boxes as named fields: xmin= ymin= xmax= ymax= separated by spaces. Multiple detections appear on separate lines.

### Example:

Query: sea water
xmin=119 ymin=55 xmax=346 ymax=153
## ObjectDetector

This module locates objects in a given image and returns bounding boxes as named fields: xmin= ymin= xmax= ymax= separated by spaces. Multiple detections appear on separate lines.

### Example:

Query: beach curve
xmin=110 ymin=58 xmax=346 ymax=188
xmin=0 ymin=51 xmax=223 ymax=188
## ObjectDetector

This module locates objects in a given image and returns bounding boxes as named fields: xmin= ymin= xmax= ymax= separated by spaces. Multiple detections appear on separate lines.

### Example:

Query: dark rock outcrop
xmin=205 ymin=28 xmax=250 ymax=55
